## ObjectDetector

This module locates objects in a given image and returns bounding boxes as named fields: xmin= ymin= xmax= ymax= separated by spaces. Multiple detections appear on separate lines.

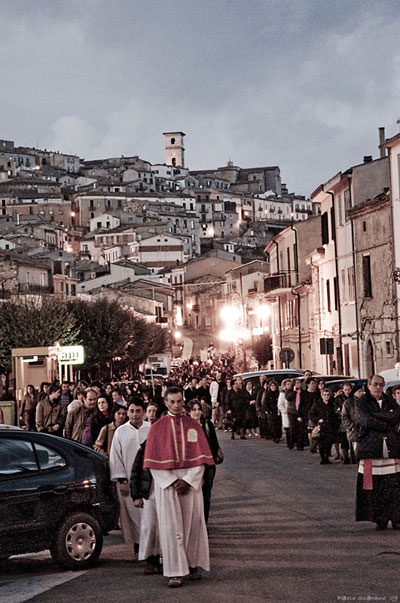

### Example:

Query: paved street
xmin=1 ymin=434 xmax=400 ymax=603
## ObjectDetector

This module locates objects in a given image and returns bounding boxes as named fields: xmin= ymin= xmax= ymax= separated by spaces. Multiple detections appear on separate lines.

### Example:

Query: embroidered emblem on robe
xmin=187 ymin=428 xmax=198 ymax=443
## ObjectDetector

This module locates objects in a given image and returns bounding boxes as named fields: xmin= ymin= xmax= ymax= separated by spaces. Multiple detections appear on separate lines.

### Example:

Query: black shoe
xmin=231 ymin=435 xmax=235 ymax=440
xmin=343 ymin=458 xmax=351 ymax=465
xmin=376 ymin=522 xmax=388 ymax=531
xmin=240 ymin=436 xmax=247 ymax=439
xmin=392 ymin=522 xmax=400 ymax=530
xmin=320 ymin=459 xmax=327 ymax=465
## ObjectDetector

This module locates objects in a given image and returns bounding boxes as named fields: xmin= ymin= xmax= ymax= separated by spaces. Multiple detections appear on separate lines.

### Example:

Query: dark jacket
xmin=265 ymin=389 xmax=279 ymax=416
xmin=309 ymin=398 xmax=341 ymax=437
xmin=202 ymin=419 xmax=221 ymax=462
xmin=286 ymin=389 xmax=318 ymax=421
xmin=356 ymin=391 xmax=400 ymax=459
xmin=227 ymin=387 xmax=248 ymax=419
xmin=130 ymin=441 xmax=152 ymax=501
xmin=341 ymin=397 xmax=360 ymax=442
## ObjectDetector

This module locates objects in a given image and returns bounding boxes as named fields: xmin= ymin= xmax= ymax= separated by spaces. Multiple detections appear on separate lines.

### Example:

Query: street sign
xmin=58 ymin=345 xmax=85 ymax=365
xmin=279 ymin=347 xmax=295 ymax=366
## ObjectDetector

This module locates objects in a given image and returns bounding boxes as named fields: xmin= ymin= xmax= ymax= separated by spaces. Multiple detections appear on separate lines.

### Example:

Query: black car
xmin=0 ymin=428 xmax=118 ymax=570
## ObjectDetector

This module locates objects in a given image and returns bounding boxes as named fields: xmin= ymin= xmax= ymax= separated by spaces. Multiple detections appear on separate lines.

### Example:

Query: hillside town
xmin=1 ymin=124 xmax=400 ymax=379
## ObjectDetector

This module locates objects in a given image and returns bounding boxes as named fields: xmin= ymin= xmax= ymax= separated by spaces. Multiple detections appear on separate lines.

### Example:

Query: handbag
xmin=215 ymin=447 xmax=224 ymax=465
xmin=204 ymin=419 xmax=224 ymax=465
xmin=311 ymin=425 xmax=321 ymax=441
xmin=224 ymin=413 xmax=236 ymax=429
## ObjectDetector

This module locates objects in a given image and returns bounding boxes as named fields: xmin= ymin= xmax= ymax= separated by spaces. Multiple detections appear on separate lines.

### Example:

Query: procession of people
xmin=11 ymin=354 xmax=400 ymax=588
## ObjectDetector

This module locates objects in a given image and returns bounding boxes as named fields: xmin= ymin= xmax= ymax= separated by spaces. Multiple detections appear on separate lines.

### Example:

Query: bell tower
xmin=163 ymin=131 xmax=185 ymax=168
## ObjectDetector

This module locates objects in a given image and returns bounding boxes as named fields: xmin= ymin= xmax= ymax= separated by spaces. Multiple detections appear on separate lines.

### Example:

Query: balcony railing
xmin=18 ymin=283 xmax=54 ymax=295
xmin=264 ymin=273 xmax=291 ymax=294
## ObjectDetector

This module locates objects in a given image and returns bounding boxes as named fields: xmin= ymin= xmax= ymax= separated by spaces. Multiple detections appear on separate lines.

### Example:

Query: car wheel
xmin=50 ymin=512 xmax=103 ymax=570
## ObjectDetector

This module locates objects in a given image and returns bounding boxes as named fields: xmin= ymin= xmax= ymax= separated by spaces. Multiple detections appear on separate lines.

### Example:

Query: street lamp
xmin=219 ymin=300 xmax=249 ymax=370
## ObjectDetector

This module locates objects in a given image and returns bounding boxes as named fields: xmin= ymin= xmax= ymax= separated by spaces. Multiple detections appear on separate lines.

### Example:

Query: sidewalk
xmin=181 ymin=333 xmax=193 ymax=360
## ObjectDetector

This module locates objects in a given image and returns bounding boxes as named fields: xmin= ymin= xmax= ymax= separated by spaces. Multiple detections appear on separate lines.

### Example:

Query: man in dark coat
xmin=226 ymin=377 xmax=248 ymax=440
xmin=355 ymin=375 xmax=400 ymax=530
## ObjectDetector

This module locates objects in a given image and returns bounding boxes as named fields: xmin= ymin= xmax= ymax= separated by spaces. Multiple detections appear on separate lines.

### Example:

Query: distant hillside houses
xmin=0 ymin=131 xmax=319 ymax=329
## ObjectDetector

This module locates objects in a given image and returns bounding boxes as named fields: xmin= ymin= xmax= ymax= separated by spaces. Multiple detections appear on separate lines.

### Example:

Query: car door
xmin=0 ymin=436 xmax=43 ymax=553
xmin=0 ymin=435 xmax=71 ymax=555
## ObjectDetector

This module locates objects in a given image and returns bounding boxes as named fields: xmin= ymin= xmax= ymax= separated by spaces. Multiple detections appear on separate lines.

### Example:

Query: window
xmin=321 ymin=212 xmax=329 ymax=245
xmin=348 ymin=267 xmax=355 ymax=302
xmin=386 ymin=341 xmax=393 ymax=356
xmin=330 ymin=206 xmax=336 ymax=241
xmin=326 ymin=279 xmax=331 ymax=312
xmin=362 ymin=255 xmax=372 ymax=298
xmin=0 ymin=439 xmax=38 ymax=477
xmin=363 ymin=221 xmax=367 ymax=232
xmin=341 ymin=268 xmax=347 ymax=302
xmin=344 ymin=189 xmax=351 ymax=216
xmin=333 ymin=276 xmax=338 ymax=311
xmin=337 ymin=193 xmax=343 ymax=226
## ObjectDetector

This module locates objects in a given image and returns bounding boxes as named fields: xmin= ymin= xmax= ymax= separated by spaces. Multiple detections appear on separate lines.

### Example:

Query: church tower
xmin=163 ymin=131 xmax=185 ymax=168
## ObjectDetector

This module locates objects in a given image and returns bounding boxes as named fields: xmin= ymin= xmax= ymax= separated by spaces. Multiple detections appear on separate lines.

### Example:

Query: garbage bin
xmin=0 ymin=400 xmax=17 ymax=426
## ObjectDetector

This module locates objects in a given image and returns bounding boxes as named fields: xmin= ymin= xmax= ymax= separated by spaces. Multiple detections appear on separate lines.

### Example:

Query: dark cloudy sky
xmin=1 ymin=0 xmax=400 ymax=195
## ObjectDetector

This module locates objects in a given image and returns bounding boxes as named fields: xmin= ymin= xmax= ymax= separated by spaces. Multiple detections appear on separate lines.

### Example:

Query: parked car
xmin=0 ymin=428 xmax=118 ymax=570
xmin=234 ymin=369 xmax=304 ymax=387
xmin=383 ymin=380 xmax=400 ymax=398
xmin=323 ymin=378 xmax=367 ymax=392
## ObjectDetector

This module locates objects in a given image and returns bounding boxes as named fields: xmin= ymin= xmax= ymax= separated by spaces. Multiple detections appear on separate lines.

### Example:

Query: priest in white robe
xmin=143 ymin=386 xmax=215 ymax=588
xmin=110 ymin=399 xmax=150 ymax=554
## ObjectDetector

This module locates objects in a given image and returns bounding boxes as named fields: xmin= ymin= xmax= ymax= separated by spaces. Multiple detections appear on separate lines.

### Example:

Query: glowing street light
xmin=220 ymin=305 xmax=240 ymax=323
xmin=255 ymin=304 xmax=270 ymax=319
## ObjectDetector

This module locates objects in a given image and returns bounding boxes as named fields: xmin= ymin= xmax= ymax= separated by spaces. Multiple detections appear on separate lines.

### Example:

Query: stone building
xmin=264 ymin=216 xmax=321 ymax=370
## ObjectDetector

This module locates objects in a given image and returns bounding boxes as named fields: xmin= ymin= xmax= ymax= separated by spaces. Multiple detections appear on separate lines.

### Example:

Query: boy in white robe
xmin=110 ymin=399 xmax=150 ymax=558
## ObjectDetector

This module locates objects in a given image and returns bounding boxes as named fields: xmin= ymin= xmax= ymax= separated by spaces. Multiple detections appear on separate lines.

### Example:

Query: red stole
xmin=143 ymin=413 xmax=215 ymax=470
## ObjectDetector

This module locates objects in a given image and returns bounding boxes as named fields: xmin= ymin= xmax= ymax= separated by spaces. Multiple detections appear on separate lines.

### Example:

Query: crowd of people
xmin=11 ymin=358 xmax=400 ymax=584
xmin=15 ymin=366 xmax=225 ymax=588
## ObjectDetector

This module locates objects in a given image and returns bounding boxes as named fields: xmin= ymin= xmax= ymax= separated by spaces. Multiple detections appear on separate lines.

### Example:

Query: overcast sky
xmin=1 ymin=0 xmax=400 ymax=195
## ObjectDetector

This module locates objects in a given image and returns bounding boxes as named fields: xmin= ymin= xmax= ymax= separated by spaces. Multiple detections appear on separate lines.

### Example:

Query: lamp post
xmin=219 ymin=300 xmax=250 ymax=371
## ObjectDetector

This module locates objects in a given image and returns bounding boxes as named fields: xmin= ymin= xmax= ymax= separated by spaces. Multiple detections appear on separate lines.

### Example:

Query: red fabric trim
xmin=363 ymin=459 xmax=373 ymax=490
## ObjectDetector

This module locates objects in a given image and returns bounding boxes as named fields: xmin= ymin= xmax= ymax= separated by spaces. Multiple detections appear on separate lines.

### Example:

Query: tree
xmin=67 ymin=298 xmax=171 ymax=378
xmin=252 ymin=333 xmax=273 ymax=369
xmin=0 ymin=296 xmax=80 ymax=373
xmin=67 ymin=298 xmax=133 ymax=376
xmin=113 ymin=318 xmax=171 ymax=377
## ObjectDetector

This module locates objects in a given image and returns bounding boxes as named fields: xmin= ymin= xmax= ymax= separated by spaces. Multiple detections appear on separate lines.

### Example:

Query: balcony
xmin=18 ymin=283 xmax=54 ymax=295
xmin=264 ymin=273 xmax=292 ymax=294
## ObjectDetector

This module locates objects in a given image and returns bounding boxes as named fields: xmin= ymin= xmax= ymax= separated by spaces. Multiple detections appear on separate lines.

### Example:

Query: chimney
xmin=397 ymin=117 xmax=400 ymax=134
xmin=363 ymin=155 xmax=373 ymax=163
xmin=379 ymin=127 xmax=386 ymax=158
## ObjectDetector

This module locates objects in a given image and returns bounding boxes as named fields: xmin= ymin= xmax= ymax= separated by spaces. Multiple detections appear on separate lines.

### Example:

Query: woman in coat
xmin=265 ymin=380 xmax=281 ymax=443
xmin=286 ymin=378 xmax=304 ymax=450
xmin=20 ymin=384 xmax=37 ymax=431
xmin=188 ymin=398 xmax=222 ymax=523
xmin=278 ymin=379 xmax=292 ymax=447
xmin=309 ymin=388 xmax=341 ymax=464
xmin=94 ymin=405 xmax=127 ymax=456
